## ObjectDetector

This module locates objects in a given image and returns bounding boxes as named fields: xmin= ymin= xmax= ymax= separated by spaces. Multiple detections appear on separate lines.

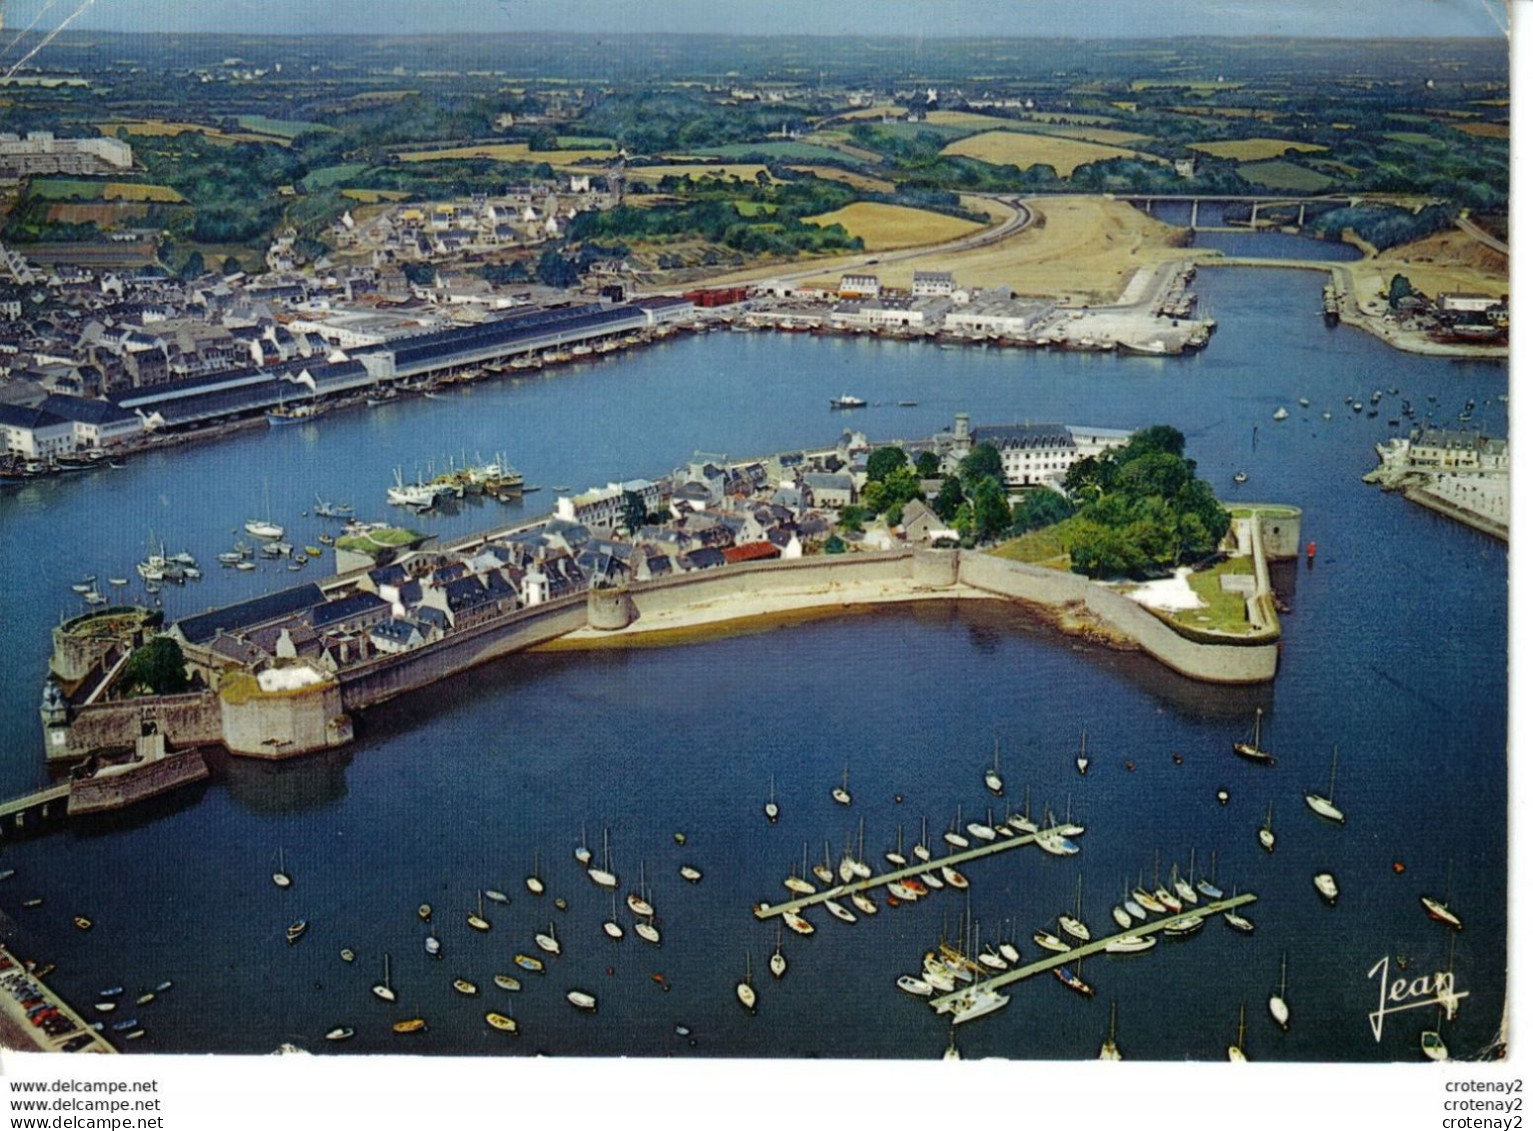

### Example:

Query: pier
xmin=0 ymin=785 xmax=69 ymax=832
xmin=927 ymin=891 xmax=1258 ymax=1014
xmin=752 ymin=822 xmax=1075 ymax=920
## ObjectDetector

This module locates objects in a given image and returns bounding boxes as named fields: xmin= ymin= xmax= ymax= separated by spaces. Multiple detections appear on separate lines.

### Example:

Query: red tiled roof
xmin=721 ymin=541 xmax=780 ymax=565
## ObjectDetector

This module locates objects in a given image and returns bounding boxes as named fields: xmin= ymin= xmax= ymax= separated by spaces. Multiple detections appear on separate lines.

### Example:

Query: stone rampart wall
xmin=47 ymin=691 xmax=220 ymax=763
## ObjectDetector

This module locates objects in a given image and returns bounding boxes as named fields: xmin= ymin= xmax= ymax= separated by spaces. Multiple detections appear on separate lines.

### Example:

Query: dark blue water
xmin=0 ymin=268 xmax=1506 ymax=1060
xmin=1145 ymin=199 xmax=1362 ymax=261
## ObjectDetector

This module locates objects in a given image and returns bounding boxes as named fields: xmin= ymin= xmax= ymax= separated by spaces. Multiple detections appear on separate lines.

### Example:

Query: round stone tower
xmin=587 ymin=586 xmax=636 ymax=631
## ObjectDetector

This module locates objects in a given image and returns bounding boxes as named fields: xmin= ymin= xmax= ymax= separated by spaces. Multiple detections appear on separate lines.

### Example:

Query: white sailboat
xmin=913 ymin=817 xmax=932 ymax=862
xmin=1269 ymin=952 xmax=1290 ymax=1031
xmin=1228 ymin=1003 xmax=1249 ymax=1062
xmin=1059 ymin=874 xmax=1090 ymax=941
xmin=526 ymin=850 xmax=544 ymax=895
xmin=534 ymin=921 xmax=560 ymax=955
xmin=736 ymin=953 xmax=756 ymax=1011
xmin=1076 ymin=728 xmax=1089 ymax=775
xmin=1304 ymin=745 xmax=1346 ymax=823
xmin=985 ymin=741 xmax=1004 ymax=795
xmin=627 ymin=862 xmax=655 ymax=917
xmin=813 ymin=840 xmax=834 ymax=886
xmin=245 ymin=480 xmax=284 ymax=541
xmin=765 ymin=774 xmax=779 ymax=823
xmin=1258 ymin=801 xmax=1276 ymax=853
xmin=770 ymin=926 xmax=787 ymax=979
xmin=849 ymin=819 xmax=872 ymax=880
xmin=603 ymin=892 xmax=624 ymax=940
xmin=371 ymin=953 xmax=396 ymax=1003
xmin=1099 ymin=1001 xmax=1122 ymax=1061
xmin=944 ymin=804 xmax=970 ymax=849
xmin=1313 ymin=872 xmax=1339 ymax=903
xmin=272 ymin=847 xmax=291 ymax=889
xmin=467 ymin=891 xmax=490 ymax=932
xmin=885 ymin=825 xmax=907 ymax=868
xmin=574 ymin=822 xmax=592 ymax=867
xmin=588 ymin=828 xmax=617 ymax=889
xmin=831 ymin=763 xmax=851 ymax=806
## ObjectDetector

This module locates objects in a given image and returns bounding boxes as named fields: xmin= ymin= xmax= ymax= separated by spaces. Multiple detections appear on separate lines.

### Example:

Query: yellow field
xmin=1170 ymin=106 xmax=1279 ymax=123
xmin=102 ymin=182 xmax=185 ymax=202
xmin=1190 ymin=138 xmax=1328 ymax=161
xmin=924 ymin=111 xmax=1148 ymax=147
xmin=941 ymin=130 xmax=1154 ymax=175
xmin=785 ymin=165 xmax=896 ymax=192
xmin=397 ymin=143 xmax=616 ymax=165
xmin=624 ymin=164 xmax=779 ymax=182
xmin=803 ymin=202 xmax=984 ymax=252
xmin=99 ymin=120 xmax=287 ymax=146
xmin=837 ymin=105 xmax=905 ymax=120
xmin=342 ymin=188 xmax=412 ymax=203
xmin=1366 ymin=228 xmax=1508 ymax=300
xmin=684 ymin=195 xmax=1190 ymax=305
xmin=1454 ymin=122 xmax=1509 ymax=139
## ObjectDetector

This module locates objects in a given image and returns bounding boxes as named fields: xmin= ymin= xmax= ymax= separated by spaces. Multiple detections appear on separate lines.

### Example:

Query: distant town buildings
xmin=0 ymin=132 xmax=133 ymax=178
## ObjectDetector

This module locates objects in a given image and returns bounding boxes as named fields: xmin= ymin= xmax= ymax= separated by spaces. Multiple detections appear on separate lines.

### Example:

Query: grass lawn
xmin=989 ymin=521 xmax=1079 ymax=568
xmin=30 ymin=178 xmax=184 ymax=202
xmin=734 ymin=201 xmax=778 ymax=217
xmin=398 ymin=143 xmax=615 ymax=165
xmin=677 ymin=141 xmax=850 ymax=162
xmin=302 ymin=164 xmax=367 ymax=191
xmin=1169 ymin=556 xmax=1255 ymax=634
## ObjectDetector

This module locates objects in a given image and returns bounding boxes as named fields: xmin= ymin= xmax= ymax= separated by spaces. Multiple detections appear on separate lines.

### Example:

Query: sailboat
xmin=736 ymin=953 xmax=756 ymax=1011
xmin=1313 ymin=872 xmax=1339 ymax=903
xmin=1007 ymin=785 xmax=1038 ymax=834
xmin=245 ymin=480 xmax=284 ymax=541
xmin=534 ymin=921 xmax=560 ymax=955
xmin=467 ymin=891 xmax=490 ymax=932
xmin=603 ymin=892 xmax=624 ymax=940
xmin=838 ymin=833 xmax=857 ymax=885
xmin=371 ymin=953 xmax=396 ymax=1002
xmin=1228 ymin=1004 xmax=1249 ymax=1062
xmin=785 ymin=846 xmax=816 ymax=895
xmin=944 ymin=804 xmax=969 ymax=849
xmin=1233 ymin=707 xmax=1275 ymax=765
xmin=627 ymin=862 xmax=655 ymax=916
xmin=1304 ymin=745 xmax=1346 ymax=823
xmin=1099 ymin=1001 xmax=1122 ymax=1061
xmin=1076 ymin=729 xmax=1090 ymax=775
xmin=885 ymin=825 xmax=907 ymax=868
xmin=1059 ymin=875 xmax=1090 ymax=941
xmin=811 ymin=841 xmax=834 ymax=886
xmin=831 ymin=764 xmax=851 ymax=806
xmin=913 ymin=818 xmax=932 ymax=863
xmin=526 ymin=851 xmax=544 ymax=895
xmin=765 ymin=774 xmax=779 ymax=823
xmin=1269 ymin=952 xmax=1290 ymax=1031
xmin=1197 ymin=851 xmax=1224 ymax=900
xmin=588 ymin=828 xmax=617 ymax=888
xmin=574 ymin=822 xmax=592 ymax=867
xmin=272 ymin=848 xmax=291 ymax=889
xmin=1258 ymin=802 xmax=1276 ymax=852
xmin=985 ymin=741 xmax=1004 ymax=795
xmin=770 ymin=926 xmax=787 ymax=979
xmin=850 ymin=819 xmax=872 ymax=879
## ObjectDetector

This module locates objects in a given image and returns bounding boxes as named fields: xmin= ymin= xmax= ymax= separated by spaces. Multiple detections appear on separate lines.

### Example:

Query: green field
xmin=237 ymin=115 xmax=331 ymax=138
xmin=734 ymin=201 xmax=779 ymax=216
xmin=556 ymin=135 xmax=617 ymax=149
xmin=1384 ymin=132 xmax=1443 ymax=147
xmin=28 ymin=178 xmax=185 ymax=202
xmin=302 ymin=164 xmax=368 ymax=190
xmin=1236 ymin=160 xmax=1335 ymax=192
xmin=679 ymin=140 xmax=855 ymax=162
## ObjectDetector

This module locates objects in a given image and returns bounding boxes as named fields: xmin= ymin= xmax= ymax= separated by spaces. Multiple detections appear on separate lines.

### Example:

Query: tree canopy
xmin=120 ymin=637 xmax=190 ymax=697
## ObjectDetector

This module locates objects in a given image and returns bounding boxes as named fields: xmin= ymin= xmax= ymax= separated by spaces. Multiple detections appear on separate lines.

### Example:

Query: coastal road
xmin=1454 ymin=215 xmax=1509 ymax=257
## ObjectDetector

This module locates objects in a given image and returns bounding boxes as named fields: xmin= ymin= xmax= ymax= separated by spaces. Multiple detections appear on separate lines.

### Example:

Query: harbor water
xmin=0 ymin=266 xmax=1507 ymax=1059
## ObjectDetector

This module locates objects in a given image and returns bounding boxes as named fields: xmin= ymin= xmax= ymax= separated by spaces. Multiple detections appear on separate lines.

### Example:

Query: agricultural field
xmin=341 ymin=188 xmax=412 ymax=204
xmin=97 ymin=119 xmax=288 ymax=145
xmin=624 ymin=163 xmax=779 ymax=182
xmin=802 ymin=201 xmax=984 ymax=251
xmin=28 ymin=178 xmax=185 ymax=202
xmin=784 ymin=165 xmax=896 ymax=192
xmin=555 ymin=136 xmax=617 ymax=149
xmin=941 ymin=130 xmax=1155 ymax=175
xmin=1190 ymin=138 xmax=1329 ymax=161
xmin=1235 ymin=161 xmax=1336 ymax=192
xmin=1455 ymin=122 xmax=1510 ymax=139
xmin=236 ymin=115 xmax=331 ymax=139
xmin=397 ymin=143 xmax=616 ymax=165
xmin=1383 ymin=132 xmax=1443 ymax=147
xmin=673 ymin=140 xmax=851 ymax=162
xmin=922 ymin=110 xmax=1148 ymax=146
xmin=733 ymin=201 xmax=778 ymax=217
xmin=302 ymin=164 xmax=367 ymax=191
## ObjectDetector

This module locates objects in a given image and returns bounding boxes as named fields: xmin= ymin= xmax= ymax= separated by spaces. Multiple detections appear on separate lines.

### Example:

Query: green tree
xmin=933 ymin=475 xmax=965 ymax=522
xmin=120 ymin=637 xmax=190 ymax=696
xmin=970 ymin=477 xmax=1012 ymax=542
xmin=866 ymin=446 xmax=909 ymax=483
xmin=620 ymin=490 xmax=648 ymax=535
xmin=1387 ymin=273 xmax=1417 ymax=309
xmin=1011 ymin=488 xmax=1075 ymax=534
xmin=837 ymin=504 xmax=868 ymax=535
xmin=959 ymin=442 xmax=1003 ymax=485
xmin=177 ymin=250 xmax=206 ymax=280
xmin=914 ymin=451 xmax=941 ymax=478
xmin=221 ymin=256 xmax=243 ymax=275
xmin=824 ymin=534 xmax=847 ymax=555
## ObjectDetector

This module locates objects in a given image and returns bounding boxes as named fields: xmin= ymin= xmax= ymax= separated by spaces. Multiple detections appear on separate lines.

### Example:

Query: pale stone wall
xmin=220 ymin=679 xmax=349 ymax=758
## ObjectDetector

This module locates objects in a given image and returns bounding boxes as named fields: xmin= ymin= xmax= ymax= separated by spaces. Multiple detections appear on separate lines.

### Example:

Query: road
xmin=1454 ymin=215 xmax=1509 ymax=256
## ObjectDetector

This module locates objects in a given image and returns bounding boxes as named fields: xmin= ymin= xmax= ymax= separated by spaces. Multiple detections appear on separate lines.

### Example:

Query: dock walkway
xmin=753 ymin=822 xmax=1073 ymax=920
xmin=928 ymin=892 xmax=1258 ymax=1013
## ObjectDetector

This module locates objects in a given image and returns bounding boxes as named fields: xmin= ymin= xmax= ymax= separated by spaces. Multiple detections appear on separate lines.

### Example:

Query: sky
xmin=0 ymin=0 xmax=1511 ymax=39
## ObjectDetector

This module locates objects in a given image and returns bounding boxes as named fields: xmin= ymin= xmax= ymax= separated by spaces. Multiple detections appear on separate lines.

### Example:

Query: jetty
xmin=927 ymin=892 xmax=1258 ymax=1014
xmin=753 ymin=822 xmax=1075 ymax=920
